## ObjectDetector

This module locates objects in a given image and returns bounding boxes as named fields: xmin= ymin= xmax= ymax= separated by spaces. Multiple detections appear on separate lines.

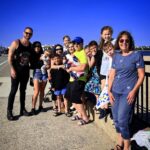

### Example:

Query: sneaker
xmin=20 ymin=109 xmax=30 ymax=116
xmin=30 ymin=108 xmax=36 ymax=115
xmin=7 ymin=110 xmax=15 ymax=121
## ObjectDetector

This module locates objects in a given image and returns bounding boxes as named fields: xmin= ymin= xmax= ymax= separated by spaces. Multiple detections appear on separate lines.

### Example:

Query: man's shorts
xmin=64 ymin=80 xmax=85 ymax=104
xmin=54 ymin=88 xmax=67 ymax=96
xmin=33 ymin=69 xmax=48 ymax=82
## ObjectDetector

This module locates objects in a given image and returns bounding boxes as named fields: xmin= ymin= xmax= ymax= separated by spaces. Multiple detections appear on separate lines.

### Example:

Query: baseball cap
xmin=72 ymin=37 xmax=84 ymax=44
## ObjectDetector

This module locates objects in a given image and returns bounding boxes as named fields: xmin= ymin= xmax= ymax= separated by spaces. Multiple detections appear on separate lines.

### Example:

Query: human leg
xmin=19 ymin=69 xmax=29 ymax=116
xmin=39 ymin=80 xmax=47 ymax=111
xmin=7 ymin=76 xmax=19 ymax=120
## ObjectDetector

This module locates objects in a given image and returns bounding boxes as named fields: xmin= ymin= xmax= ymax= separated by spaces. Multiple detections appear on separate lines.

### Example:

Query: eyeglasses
xmin=25 ymin=32 xmax=32 ymax=36
xmin=119 ymin=39 xmax=129 ymax=43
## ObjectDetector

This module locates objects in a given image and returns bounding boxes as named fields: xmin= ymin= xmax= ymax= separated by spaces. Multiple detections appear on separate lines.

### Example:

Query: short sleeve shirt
xmin=112 ymin=51 xmax=144 ymax=94
xmin=74 ymin=49 xmax=88 ymax=82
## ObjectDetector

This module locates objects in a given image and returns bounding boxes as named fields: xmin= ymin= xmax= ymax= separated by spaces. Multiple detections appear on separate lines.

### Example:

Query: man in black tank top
xmin=7 ymin=27 xmax=33 ymax=121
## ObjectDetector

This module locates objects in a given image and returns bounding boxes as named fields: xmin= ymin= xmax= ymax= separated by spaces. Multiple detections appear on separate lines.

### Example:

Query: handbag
xmin=96 ymin=76 xmax=109 ymax=109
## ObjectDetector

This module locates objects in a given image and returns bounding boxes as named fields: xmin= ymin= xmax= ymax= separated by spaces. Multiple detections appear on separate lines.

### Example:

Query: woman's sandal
xmin=111 ymin=144 xmax=123 ymax=150
xmin=78 ymin=119 xmax=91 ymax=126
xmin=71 ymin=115 xmax=81 ymax=121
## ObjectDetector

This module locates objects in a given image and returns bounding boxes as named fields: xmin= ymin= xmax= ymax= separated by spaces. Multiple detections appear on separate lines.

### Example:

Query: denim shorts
xmin=33 ymin=69 xmax=48 ymax=81
xmin=54 ymin=88 xmax=67 ymax=96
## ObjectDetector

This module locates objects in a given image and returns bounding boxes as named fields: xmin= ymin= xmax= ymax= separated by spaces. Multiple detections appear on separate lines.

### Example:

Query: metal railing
xmin=135 ymin=51 xmax=150 ymax=125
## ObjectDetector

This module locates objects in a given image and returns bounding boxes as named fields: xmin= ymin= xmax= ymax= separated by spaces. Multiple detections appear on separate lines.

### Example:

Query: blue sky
xmin=0 ymin=0 xmax=150 ymax=47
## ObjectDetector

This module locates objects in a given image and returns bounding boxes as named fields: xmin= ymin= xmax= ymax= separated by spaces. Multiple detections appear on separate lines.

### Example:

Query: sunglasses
xmin=119 ymin=39 xmax=129 ymax=43
xmin=25 ymin=32 xmax=32 ymax=36
xmin=35 ymin=45 xmax=41 ymax=48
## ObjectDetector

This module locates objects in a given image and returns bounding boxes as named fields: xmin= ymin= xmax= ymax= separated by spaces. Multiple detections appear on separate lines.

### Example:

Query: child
xmin=96 ymin=41 xmax=114 ymax=117
xmin=49 ymin=54 xmax=70 ymax=116
xmin=99 ymin=26 xmax=115 ymax=118
xmin=40 ymin=49 xmax=51 ymax=76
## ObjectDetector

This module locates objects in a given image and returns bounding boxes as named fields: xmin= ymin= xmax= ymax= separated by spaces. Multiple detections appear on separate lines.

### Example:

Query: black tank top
xmin=13 ymin=40 xmax=32 ymax=67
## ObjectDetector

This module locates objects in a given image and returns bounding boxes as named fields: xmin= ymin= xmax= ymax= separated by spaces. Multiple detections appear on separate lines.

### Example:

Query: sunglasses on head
xmin=119 ymin=39 xmax=129 ymax=43
xmin=25 ymin=32 xmax=32 ymax=36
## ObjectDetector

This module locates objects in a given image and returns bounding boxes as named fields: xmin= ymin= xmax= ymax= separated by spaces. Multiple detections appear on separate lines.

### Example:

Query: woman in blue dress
xmin=108 ymin=31 xmax=145 ymax=150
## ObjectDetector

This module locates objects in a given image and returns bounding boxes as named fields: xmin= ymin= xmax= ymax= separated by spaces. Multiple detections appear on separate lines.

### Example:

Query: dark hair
xmin=84 ymin=45 xmax=89 ymax=49
xmin=114 ymin=31 xmax=135 ymax=51
xmin=99 ymin=26 xmax=113 ymax=50
xmin=54 ymin=44 xmax=63 ymax=51
xmin=53 ymin=53 xmax=62 ymax=58
xmin=63 ymin=35 xmax=71 ymax=40
xmin=32 ymin=41 xmax=43 ymax=54
xmin=88 ymin=40 xmax=98 ymax=47
xmin=24 ymin=27 xmax=33 ymax=33
xmin=100 ymin=26 xmax=113 ymax=34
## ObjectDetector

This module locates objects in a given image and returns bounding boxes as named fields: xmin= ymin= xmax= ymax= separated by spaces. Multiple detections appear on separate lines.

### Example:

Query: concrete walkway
xmin=0 ymin=77 xmax=115 ymax=150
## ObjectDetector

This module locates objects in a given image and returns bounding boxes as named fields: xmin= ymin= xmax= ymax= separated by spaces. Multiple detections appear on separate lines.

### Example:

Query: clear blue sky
xmin=0 ymin=0 xmax=150 ymax=47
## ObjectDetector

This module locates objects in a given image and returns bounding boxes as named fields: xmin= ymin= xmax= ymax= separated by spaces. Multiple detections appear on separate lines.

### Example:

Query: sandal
xmin=65 ymin=112 xmax=72 ymax=117
xmin=53 ymin=111 xmax=62 ymax=117
xmin=111 ymin=144 xmax=123 ymax=150
xmin=78 ymin=119 xmax=91 ymax=126
xmin=71 ymin=115 xmax=81 ymax=121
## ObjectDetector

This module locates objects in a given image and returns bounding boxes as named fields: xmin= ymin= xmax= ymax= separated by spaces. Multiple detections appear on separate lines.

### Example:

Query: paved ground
xmin=0 ymin=77 xmax=115 ymax=150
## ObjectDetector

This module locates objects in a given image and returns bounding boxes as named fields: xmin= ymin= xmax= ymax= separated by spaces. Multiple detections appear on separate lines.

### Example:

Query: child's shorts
xmin=54 ymin=88 xmax=67 ymax=96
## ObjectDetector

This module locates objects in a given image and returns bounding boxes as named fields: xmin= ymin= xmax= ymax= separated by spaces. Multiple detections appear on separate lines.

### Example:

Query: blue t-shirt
xmin=112 ymin=51 xmax=144 ymax=94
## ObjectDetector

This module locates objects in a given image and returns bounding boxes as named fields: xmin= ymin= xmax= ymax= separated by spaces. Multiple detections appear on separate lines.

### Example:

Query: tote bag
xmin=96 ymin=76 xmax=109 ymax=109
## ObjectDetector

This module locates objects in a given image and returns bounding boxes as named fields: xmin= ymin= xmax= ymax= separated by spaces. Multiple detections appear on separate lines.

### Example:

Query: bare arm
xmin=68 ymin=63 xmax=87 ymax=72
xmin=87 ymin=56 xmax=95 ymax=68
xmin=50 ymin=59 xmax=64 ymax=69
xmin=8 ymin=40 xmax=18 ymax=79
xmin=127 ymin=68 xmax=145 ymax=104
xmin=108 ymin=68 xmax=116 ymax=105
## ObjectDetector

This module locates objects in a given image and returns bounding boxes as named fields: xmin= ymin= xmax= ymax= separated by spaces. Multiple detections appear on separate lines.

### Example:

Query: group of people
xmin=7 ymin=26 xmax=145 ymax=150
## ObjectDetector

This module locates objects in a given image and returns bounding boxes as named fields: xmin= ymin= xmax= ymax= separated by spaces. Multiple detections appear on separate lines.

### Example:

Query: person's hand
xmin=91 ymin=51 xmax=96 ymax=56
xmin=10 ymin=67 xmax=16 ymax=79
xmin=108 ymin=91 xmax=115 ymax=105
xmin=127 ymin=90 xmax=136 ymax=105
xmin=66 ymin=67 xmax=72 ymax=73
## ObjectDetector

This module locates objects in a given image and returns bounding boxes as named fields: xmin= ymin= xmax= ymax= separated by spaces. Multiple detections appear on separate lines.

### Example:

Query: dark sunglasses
xmin=25 ymin=32 xmax=32 ymax=36
xmin=119 ymin=39 xmax=129 ymax=43
xmin=56 ymin=49 xmax=63 ymax=51
xmin=35 ymin=45 xmax=41 ymax=48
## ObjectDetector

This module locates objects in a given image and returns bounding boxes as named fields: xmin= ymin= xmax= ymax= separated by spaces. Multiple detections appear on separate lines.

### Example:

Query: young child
xmin=96 ymin=41 xmax=114 ymax=116
xmin=49 ymin=54 xmax=70 ymax=116
xmin=40 ymin=49 xmax=51 ymax=76
xmin=99 ymin=26 xmax=115 ymax=118
xmin=65 ymin=42 xmax=84 ymax=80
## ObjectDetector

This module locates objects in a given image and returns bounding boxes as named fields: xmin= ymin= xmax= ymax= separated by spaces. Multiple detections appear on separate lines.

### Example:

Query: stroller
xmin=43 ymin=85 xmax=53 ymax=103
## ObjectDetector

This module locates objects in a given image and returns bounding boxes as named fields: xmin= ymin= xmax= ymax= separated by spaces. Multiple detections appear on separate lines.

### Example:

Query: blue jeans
xmin=111 ymin=91 xmax=135 ymax=139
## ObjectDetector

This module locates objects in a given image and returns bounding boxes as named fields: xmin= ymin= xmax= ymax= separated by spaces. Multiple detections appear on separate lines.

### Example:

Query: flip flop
xmin=78 ymin=119 xmax=91 ymax=126
xmin=71 ymin=115 xmax=81 ymax=121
